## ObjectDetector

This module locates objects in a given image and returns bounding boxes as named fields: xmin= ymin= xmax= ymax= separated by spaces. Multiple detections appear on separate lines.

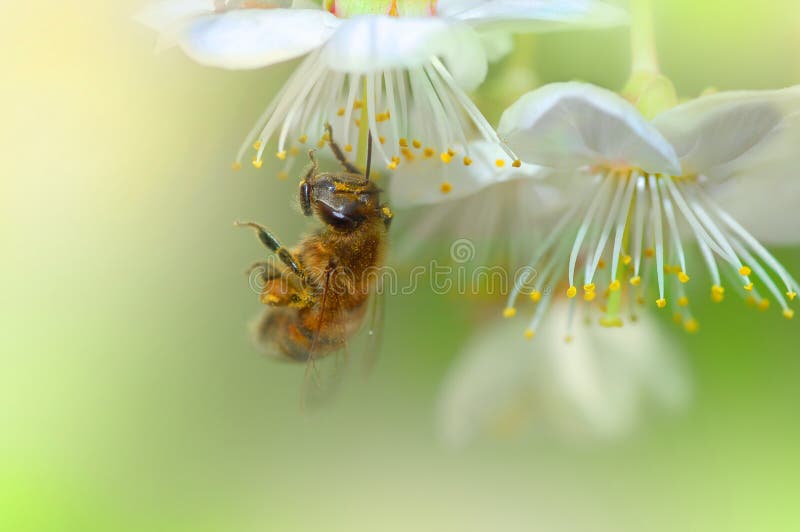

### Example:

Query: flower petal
xmin=137 ymin=0 xmax=215 ymax=33
xmin=179 ymin=9 xmax=339 ymax=69
xmin=653 ymin=86 xmax=800 ymax=178
xmin=321 ymin=16 xmax=487 ymax=91
xmin=498 ymin=82 xmax=681 ymax=174
xmin=390 ymin=141 xmax=543 ymax=206
xmin=436 ymin=305 xmax=689 ymax=446
xmin=438 ymin=0 xmax=629 ymax=31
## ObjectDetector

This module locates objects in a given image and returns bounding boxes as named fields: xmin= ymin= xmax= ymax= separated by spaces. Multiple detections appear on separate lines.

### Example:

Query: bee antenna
xmin=365 ymin=131 xmax=373 ymax=182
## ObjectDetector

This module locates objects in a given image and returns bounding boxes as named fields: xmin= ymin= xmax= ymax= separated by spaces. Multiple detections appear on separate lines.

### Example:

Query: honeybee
xmin=237 ymin=124 xmax=393 ymax=373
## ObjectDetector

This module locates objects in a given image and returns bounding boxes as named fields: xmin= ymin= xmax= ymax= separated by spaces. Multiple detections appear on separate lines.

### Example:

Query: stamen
xmin=647 ymin=174 xmax=666 ymax=304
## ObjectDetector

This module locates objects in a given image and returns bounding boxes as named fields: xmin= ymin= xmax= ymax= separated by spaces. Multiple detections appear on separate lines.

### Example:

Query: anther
xmin=656 ymin=298 xmax=667 ymax=309
xmin=739 ymin=266 xmax=752 ymax=276
xmin=495 ymin=159 xmax=506 ymax=168
xmin=423 ymin=148 xmax=435 ymax=158
xmin=344 ymin=144 xmax=353 ymax=152
xmin=784 ymin=308 xmax=795 ymax=320
xmin=678 ymin=296 xmax=689 ymax=307
xmin=512 ymin=159 xmax=522 ymax=168
xmin=337 ymin=107 xmax=345 ymax=116
xmin=622 ymin=255 xmax=632 ymax=266
xmin=567 ymin=286 xmax=577 ymax=298
xmin=524 ymin=329 xmax=535 ymax=340
xmin=609 ymin=280 xmax=621 ymax=291
xmin=711 ymin=285 xmax=725 ymax=303
xmin=744 ymin=283 xmax=754 ymax=291
xmin=583 ymin=283 xmax=596 ymax=293
xmin=503 ymin=307 xmax=517 ymax=318
xmin=630 ymin=276 xmax=641 ymax=286
xmin=644 ymin=248 xmax=656 ymax=258
xmin=412 ymin=139 xmax=422 ymax=149
xmin=298 ymin=135 xmax=307 ymax=144
xmin=440 ymin=182 xmax=452 ymax=194
xmin=378 ymin=136 xmax=386 ymax=144
xmin=758 ymin=299 xmax=770 ymax=311
xmin=530 ymin=290 xmax=542 ymax=302
xmin=277 ymin=171 xmax=288 ymax=180
xmin=252 ymin=140 xmax=262 ymax=150
xmin=440 ymin=152 xmax=453 ymax=163
xmin=252 ymin=159 xmax=263 ymax=169
xmin=684 ymin=319 xmax=700 ymax=333
xmin=276 ymin=151 xmax=287 ymax=160
xmin=463 ymin=156 xmax=473 ymax=166
xmin=231 ymin=162 xmax=242 ymax=171
xmin=787 ymin=291 xmax=797 ymax=301
xmin=678 ymin=272 xmax=690 ymax=284
xmin=399 ymin=138 xmax=409 ymax=147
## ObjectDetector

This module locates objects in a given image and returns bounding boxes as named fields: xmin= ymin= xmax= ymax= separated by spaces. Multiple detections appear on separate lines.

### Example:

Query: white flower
xmin=491 ymin=82 xmax=800 ymax=334
xmin=437 ymin=302 xmax=690 ymax=446
xmin=138 ymin=0 xmax=628 ymax=172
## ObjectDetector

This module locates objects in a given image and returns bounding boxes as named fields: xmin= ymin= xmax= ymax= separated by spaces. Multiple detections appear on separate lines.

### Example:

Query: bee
xmin=237 ymin=124 xmax=393 ymax=368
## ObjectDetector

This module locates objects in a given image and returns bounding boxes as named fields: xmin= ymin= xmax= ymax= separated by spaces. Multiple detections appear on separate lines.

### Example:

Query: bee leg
xmin=324 ymin=123 xmax=361 ymax=175
xmin=235 ymin=221 xmax=306 ymax=280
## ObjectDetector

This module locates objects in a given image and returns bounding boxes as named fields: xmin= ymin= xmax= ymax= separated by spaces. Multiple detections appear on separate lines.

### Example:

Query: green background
xmin=2 ymin=1 xmax=799 ymax=530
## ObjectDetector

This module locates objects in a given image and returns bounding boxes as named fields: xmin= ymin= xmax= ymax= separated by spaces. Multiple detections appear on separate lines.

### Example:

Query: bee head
xmin=300 ymin=173 xmax=382 ymax=231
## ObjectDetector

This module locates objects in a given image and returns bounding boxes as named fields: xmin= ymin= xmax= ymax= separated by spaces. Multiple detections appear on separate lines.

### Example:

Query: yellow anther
xmin=423 ymin=148 xmax=435 ymax=158
xmin=353 ymin=100 xmax=363 ymax=109
xmin=317 ymin=140 xmax=326 ymax=148
xmin=739 ymin=266 xmax=752 ymax=276
xmin=599 ymin=317 xmax=623 ymax=328
xmin=630 ymin=276 xmax=641 ymax=286
xmin=711 ymin=285 xmax=725 ymax=303
xmin=322 ymin=132 xmax=330 ymax=141
xmin=401 ymin=148 xmax=415 ymax=161
xmin=678 ymin=272 xmax=690 ymax=284
xmin=277 ymin=171 xmax=289 ymax=180
xmin=609 ymin=280 xmax=621 ymax=291
xmin=567 ymin=286 xmax=577 ymax=298
xmin=745 ymin=295 xmax=757 ymax=307
xmin=399 ymin=138 xmax=408 ymax=147
xmin=673 ymin=313 xmax=683 ymax=325
xmin=758 ymin=299 xmax=770 ymax=311
xmin=524 ymin=329 xmax=535 ymax=340
xmin=744 ymin=283 xmax=754 ymax=292
xmin=264 ymin=294 xmax=280 ymax=304
xmin=337 ymin=107 xmax=345 ymax=116
xmin=530 ymin=290 xmax=542 ymax=302
xmin=583 ymin=283 xmax=596 ymax=293
xmin=298 ymin=135 xmax=307 ymax=144
xmin=503 ymin=307 xmax=517 ymax=318
xmin=512 ymin=159 xmax=522 ymax=168
xmin=378 ymin=136 xmax=386 ymax=145
xmin=412 ymin=139 xmax=422 ymax=149
xmin=354 ymin=119 xmax=360 ymax=126
xmin=656 ymin=298 xmax=667 ymax=309
xmin=784 ymin=308 xmax=795 ymax=320
xmin=440 ymin=152 xmax=453 ymax=164
xmin=463 ymin=156 xmax=473 ymax=166
xmin=636 ymin=296 xmax=646 ymax=305
xmin=622 ymin=255 xmax=632 ymax=266
xmin=564 ymin=335 xmax=574 ymax=344
xmin=684 ymin=319 xmax=700 ymax=333
xmin=447 ymin=148 xmax=456 ymax=157
xmin=644 ymin=248 xmax=656 ymax=258
xmin=252 ymin=159 xmax=263 ymax=169
xmin=495 ymin=159 xmax=506 ymax=168
xmin=597 ymin=259 xmax=606 ymax=269
xmin=678 ymin=296 xmax=689 ymax=307
xmin=376 ymin=112 xmax=388 ymax=122
xmin=231 ymin=162 xmax=242 ymax=171
xmin=276 ymin=150 xmax=287 ymax=160
xmin=584 ymin=291 xmax=597 ymax=302
xmin=787 ymin=291 xmax=797 ymax=301
xmin=440 ymin=182 xmax=452 ymax=194
xmin=252 ymin=140 xmax=262 ymax=150
xmin=387 ymin=161 xmax=398 ymax=170
xmin=289 ymin=146 xmax=300 ymax=156
xmin=344 ymin=144 xmax=353 ymax=152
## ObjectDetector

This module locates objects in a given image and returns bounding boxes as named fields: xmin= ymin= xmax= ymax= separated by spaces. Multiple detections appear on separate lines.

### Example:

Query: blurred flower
xmin=437 ymin=302 xmax=690 ymax=446
xmin=138 ymin=0 xmax=628 ymax=172
xmin=491 ymin=82 xmax=800 ymax=335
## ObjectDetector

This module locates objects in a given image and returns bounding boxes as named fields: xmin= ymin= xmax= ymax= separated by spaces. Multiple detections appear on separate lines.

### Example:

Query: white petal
xmin=390 ymin=141 xmax=543 ymax=206
xmin=321 ymin=16 xmax=487 ymax=91
xmin=653 ymin=86 xmax=800 ymax=178
xmin=498 ymin=82 xmax=681 ymax=175
xmin=180 ymin=9 xmax=339 ymax=69
xmin=436 ymin=305 xmax=690 ymax=446
xmin=439 ymin=0 xmax=629 ymax=31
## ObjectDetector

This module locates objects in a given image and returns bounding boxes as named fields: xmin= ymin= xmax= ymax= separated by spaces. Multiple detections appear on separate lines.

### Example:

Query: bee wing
xmin=360 ymin=273 xmax=386 ymax=376
xmin=301 ymin=263 xmax=352 ymax=409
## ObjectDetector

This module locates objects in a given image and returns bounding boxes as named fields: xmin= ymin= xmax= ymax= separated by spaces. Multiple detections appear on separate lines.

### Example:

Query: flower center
xmin=323 ymin=0 xmax=437 ymax=17
xmin=503 ymin=168 xmax=798 ymax=340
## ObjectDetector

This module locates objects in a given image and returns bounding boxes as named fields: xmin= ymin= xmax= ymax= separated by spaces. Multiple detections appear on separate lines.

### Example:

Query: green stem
xmin=629 ymin=0 xmax=660 ymax=75
xmin=356 ymin=77 xmax=370 ymax=171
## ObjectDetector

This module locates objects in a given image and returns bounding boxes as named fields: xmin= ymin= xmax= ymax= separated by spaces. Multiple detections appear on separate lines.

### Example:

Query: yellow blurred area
xmin=1 ymin=1 xmax=800 ymax=531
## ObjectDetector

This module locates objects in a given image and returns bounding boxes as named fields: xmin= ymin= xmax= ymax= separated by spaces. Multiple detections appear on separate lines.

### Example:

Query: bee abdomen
xmin=250 ymin=308 xmax=343 ymax=362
